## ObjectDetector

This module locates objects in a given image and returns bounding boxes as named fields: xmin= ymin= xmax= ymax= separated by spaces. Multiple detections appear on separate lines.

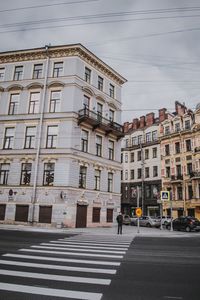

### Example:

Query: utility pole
xmin=140 ymin=142 xmax=145 ymax=213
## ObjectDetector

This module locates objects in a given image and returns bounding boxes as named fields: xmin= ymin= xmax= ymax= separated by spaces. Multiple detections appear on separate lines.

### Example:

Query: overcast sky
xmin=1 ymin=0 xmax=200 ymax=122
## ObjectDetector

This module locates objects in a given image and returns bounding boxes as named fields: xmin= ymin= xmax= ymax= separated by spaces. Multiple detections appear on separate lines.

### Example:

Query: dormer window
xmin=175 ymin=123 xmax=180 ymax=132
xmin=185 ymin=120 xmax=191 ymax=130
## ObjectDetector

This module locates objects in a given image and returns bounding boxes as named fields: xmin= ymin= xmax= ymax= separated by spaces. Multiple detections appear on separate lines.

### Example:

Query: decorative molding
xmin=0 ymin=45 xmax=127 ymax=85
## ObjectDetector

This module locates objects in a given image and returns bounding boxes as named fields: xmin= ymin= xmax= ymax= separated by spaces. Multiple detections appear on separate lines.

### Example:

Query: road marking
xmin=0 ymin=269 xmax=111 ymax=285
xmin=58 ymin=239 xmax=130 ymax=247
xmin=50 ymin=241 xmax=128 ymax=250
xmin=3 ymin=253 xmax=121 ymax=266
xmin=37 ymin=244 xmax=126 ymax=254
xmin=65 ymin=239 xmax=131 ymax=245
xmin=19 ymin=248 xmax=123 ymax=258
xmin=0 ymin=283 xmax=102 ymax=300
xmin=0 ymin=259 xmax=116 ymax=274
xmin=163 ymin=297 xmax=183 ymax=299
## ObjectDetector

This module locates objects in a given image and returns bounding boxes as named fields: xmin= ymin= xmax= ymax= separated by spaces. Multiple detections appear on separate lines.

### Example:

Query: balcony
xmin=194 ymin=147 xmax=200 ymax=153
xmin=78 ymin=108 xmax=124 ymax=140
xmin=170 ymin=174 xmax=183 ymax=182
xmin=189 ymin=171 xmax=200 ymax=179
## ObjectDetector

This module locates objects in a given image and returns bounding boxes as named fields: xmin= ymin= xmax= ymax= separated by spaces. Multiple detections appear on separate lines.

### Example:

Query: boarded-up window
xmin=107 ymin=209 xmax=113 ymax=223
xmin=15 ymin=205 xmax=29 ymax=222
xmin=92 ymin=207 xmax=101 ymax=223
xmin=0 ymin=204 xmax=6 ymax=220
xmin=39 ymin=206 xmax=52 ymax=223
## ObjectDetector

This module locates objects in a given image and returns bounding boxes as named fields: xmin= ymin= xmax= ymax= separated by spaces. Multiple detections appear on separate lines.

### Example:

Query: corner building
xmin=0 ymin=44 xmax=126 ymax=228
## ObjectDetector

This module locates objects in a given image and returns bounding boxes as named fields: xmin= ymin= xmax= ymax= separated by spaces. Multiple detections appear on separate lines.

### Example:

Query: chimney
xmin=175 ymin=101 xmax=186 ymax=116
xmin=139 ymin=116 xmax=145 ymax=128
xmin=146 ymin=112 xmax=155 ymax=126
xmin=123 ymin=122 xmax=130 ymax=133
xmin=159 ymin=108 xmax=167 ymax=122
xmin=132 ymin=118 xmax=139 ymax=130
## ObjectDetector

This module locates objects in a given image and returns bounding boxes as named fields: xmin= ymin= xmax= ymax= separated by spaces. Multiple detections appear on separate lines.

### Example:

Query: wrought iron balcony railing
xmin=78 ymin=108 xmax=124 ymax=139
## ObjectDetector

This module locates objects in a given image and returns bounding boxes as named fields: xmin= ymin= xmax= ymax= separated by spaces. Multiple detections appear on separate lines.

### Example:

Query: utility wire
xmin=0 ymin=0 xmax=98 ymax=13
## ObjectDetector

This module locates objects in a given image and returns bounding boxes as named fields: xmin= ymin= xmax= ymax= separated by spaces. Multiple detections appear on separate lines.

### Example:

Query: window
xmin=188 ymin=185 xmax=193 ymax=199
xmin=137 ymin=151 xmax=141 ymax=161
xmin=81 ymin=130 xmax=88 ymax=152
xmin=108 ymin=172 xmax=113 ymax=192
xmin=13 ymin=66 xmax=23 ymax=80
xmin=0 ymin=163 xmax=10 ymax=185
xmin=33 ymin=64 xmax=43 ymax=79
xmin=130 ymin=169 xmax=134 ymax=180
xmin=137 ymin=168 xmax=142 ymax=179
xmin=152 ymin=130 xmax=157 ymax=141
xmin=20 ymin=163 xmax=32 ymax=185
xmin=109 ymin=84 xmax=115 ymax=98
xmin=109 ymin=109 xmax=114 ymax=122
xmin=85 ymin=67 xmax=91 ymax=83
xmin=175 ymin=142 xmax=180 ymax=154
xmin=3 ymin=128 xmax=14 ymax=149
xmin=185 ymin=120 xmax=191 ymax=130
xmin=24 ymin=126 xmax=36 ymax=149
xmin=79 ymin=166 xmax=87 ymax=188
xmin=145 ymin=185 xmax=151 ymax=199
xmin=83 ymin=95 xmax=90 ymax=109
xmin=152 ymin=147 xmax=157 ymax=158
xmin=145 ymin=149 xmax=149 ymax=159
xmin=125 ymin=154 xmax=128 ymax=163
xmin=145 ymin=167 xmax=149 ymax=178
xmin=165 ymin=144 xmax=170 ymax=156
xmin=108 ymin=140 xmax=114 ymax=160
xmin=175 ymin=123 xmax=180 ymax=132
xmin=96 ymin=135 xmax=102 ymax=156
xmin=97 ymin=102 xmax=103 ymax=121
xmin=146 ymin=132 xmax=151 ymax=143
xmin=132 ymin=137 xmax=137 ymax=146
xmin=94 ymin=170 xmax=101 ymax=190
xmin=130 ymin=152 xmax=134 ymax=162
xmin=153 ymin=166 xmax=158 ymax=177
xmin=8 ymin=94 xmax=19 ymax=115
xmin=49 ymin=91 xmax=61 ymax=113
xmin=125 ymin=170 xmax=128 ymax=180
xmin=53 ymin=62 xmax=63 ymax=77
xmin=125 ymin=139 xmax=129 ymax=147
xmin=186 ymin=139 xmax=191 ymax=151
xmin=166 ymin=166 xmax=170 ymax=177
xmin=165 ymin=126 xmax=170 ymax=135
xmin=29 ymin=92 xmax=40 ymax=114
xmin=176 ymin=165 xmax=182 ymax=176
xmin=92 ymin=207 xmax=101 ymax=223
xmin=98 ymin=76 xmax=103 ymax=91
xmin=46 ymin=125 xmax=58 ymax=148
xmin=138 ymin=135 xmax=142 ymax=144
xmin=187 ymin=163 xmax=193 ymax=175
xmin=177 ymin=186 xmax=182 ymax=200
xmin=0 ymin=68 xmax=5 ymax=80
xmin=43 ymin=163 xmax=55 ymax=186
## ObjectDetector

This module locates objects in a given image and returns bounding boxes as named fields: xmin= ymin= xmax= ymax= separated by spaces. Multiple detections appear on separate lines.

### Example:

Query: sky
xmin=0 ymin=0 xmax=200 ymax=123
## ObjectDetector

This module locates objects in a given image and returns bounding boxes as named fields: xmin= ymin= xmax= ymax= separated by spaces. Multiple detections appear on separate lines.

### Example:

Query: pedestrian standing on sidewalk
xmin=116 ymin=212 xmax=123 ymax=234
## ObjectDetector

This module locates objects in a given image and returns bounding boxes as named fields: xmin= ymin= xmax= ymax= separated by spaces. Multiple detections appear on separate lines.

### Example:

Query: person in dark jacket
xmin=116 ymin=212 xmax=123 ymax=234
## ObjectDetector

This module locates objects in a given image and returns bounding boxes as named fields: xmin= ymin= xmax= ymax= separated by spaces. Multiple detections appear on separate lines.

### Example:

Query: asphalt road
xmin=0 ymin=229 xmax=199 ymax=300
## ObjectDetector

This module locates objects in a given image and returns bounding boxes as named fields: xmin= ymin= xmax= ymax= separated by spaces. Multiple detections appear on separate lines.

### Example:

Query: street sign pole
xmin=137 ymin=186 xmax=140 ymax=234
xmin=170 ymin=192 xmax=173 ymax=232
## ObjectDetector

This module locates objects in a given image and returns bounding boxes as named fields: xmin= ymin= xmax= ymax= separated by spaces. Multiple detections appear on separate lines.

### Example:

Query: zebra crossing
xmin=0 ymin=233 xmax=133 ymax=299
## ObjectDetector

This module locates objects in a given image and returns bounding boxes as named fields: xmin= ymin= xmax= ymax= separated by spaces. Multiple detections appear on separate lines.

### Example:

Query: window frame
xmin=3 ymin=127 xmax=15 ymax=149
xmin=24 ymin=126 xmax=36 ymax=149
xmin=43 ymin=163 xmax=55 ymax=186
xmin=33 ymin=64 xmax=43 ymax=79
xmin=46 ymin=125 xmax=58 ymax=149
xmin=53 ymin=62 xmax=63 ymax=78
xmin=20 ymin=163 xmax=32 ymax=185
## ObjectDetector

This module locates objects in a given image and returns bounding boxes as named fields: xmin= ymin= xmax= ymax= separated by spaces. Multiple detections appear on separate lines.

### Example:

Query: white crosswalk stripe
xmin=0 ymin=233 xmax=133 ymax=299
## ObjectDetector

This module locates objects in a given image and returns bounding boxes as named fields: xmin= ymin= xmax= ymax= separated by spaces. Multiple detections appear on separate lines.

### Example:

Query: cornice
xmin=0 ymin=44 xmax=127 ymax=86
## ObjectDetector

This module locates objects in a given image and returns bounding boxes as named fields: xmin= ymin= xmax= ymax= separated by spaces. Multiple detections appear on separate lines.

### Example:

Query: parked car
xmin=123 ymin=215 xmax=131 ymax=225
xmin=131 ymin=216 xmax=160 ymax=228
xmin=166 ymin=216 xmax=200 ymax=232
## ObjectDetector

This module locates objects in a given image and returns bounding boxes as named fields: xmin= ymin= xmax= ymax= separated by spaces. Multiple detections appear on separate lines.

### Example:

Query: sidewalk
xmin=0 ymin=223 xmax=198 ymax=237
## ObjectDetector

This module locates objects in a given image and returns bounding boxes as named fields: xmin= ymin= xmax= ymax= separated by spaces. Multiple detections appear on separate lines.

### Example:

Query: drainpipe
xmin=30 ymin=45 xmax=50 ymax=223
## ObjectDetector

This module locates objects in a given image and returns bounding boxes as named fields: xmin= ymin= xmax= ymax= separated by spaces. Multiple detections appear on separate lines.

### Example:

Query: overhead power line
xmin=0 ymin=0 xmax=98 ymax=13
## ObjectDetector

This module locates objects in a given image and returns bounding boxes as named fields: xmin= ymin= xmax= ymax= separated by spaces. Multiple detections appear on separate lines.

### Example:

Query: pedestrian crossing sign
xmin=160 ymin=191 xmax=170 ymax=201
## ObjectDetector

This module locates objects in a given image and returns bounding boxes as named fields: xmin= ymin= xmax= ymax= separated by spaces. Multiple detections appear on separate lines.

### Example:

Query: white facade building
xmin=0 ymin=44 xmax=126 ymax=228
